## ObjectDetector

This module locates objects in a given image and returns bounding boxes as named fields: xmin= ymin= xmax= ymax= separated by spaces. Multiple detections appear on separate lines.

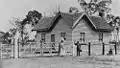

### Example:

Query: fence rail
xmin=0 ymin=41 xmax=120 ymax=59
xmin=77 ymin=42 xmax=119 ymax=56
xmin=18 ymin=42 xmax=60 ymax=58
xmin=0 ymin=43 xmax=14 ymax=59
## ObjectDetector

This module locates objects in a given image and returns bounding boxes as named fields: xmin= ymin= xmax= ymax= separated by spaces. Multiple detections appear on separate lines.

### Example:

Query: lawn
xmin=1 ymin=55 xmax=120 ymax=68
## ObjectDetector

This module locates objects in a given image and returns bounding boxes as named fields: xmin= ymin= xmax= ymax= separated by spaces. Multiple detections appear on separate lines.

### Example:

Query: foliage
xmin=9 ymin=10 xmax=42 ymax=45
xmin=69 ymin=6 xmax=79 ymax=13
xmin=78 ymin=0 xmax=120 ymax=26
xmin=2 ymin=32 xmax=12 ymax=44
xmin=78 ymin=0 xmax=112 ymax=16
xmin=107 ymin=15 xmax=120 ymax=27
xmin=26 ymin=10 xmax=42 ymax=26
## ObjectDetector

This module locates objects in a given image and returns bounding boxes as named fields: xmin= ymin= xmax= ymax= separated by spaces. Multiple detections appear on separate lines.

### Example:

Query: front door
xmin=51 ymin=34 xmax=55 ymax=50
xmin=51 ymin=34 xmax=55 ymax=42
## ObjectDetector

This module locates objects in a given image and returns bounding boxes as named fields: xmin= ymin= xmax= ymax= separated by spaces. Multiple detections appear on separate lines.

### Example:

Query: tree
xmin=25 ymin=10 xmax=42 ymax=41
xmin=10 ymin=10 xmax=42 ymax=46
xmin=2 ymin=32 xmax=12 ymax=44
xmin=26 ymin=10 xmax=42 ymax=26
xmin=78 ymin=0 xmax=112 ymax=16
xmin=69 ymin=6 xmax=79 ymax=13
xmin=9 ymin=28 xmax=17 ymax=37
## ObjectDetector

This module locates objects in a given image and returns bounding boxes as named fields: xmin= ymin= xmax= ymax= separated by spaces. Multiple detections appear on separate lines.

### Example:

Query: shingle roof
xmin=60 ymin=12 xmax=83 ymax=28
xmin=32 ymin=12 xmax=113 ymax=32
xmin=32 ymin=17 xmax=54 ymax=31
xmin=32 ymin=12 xmax=83 ymax=31
xmin=89 ymin=16 xmax=114 ymax=31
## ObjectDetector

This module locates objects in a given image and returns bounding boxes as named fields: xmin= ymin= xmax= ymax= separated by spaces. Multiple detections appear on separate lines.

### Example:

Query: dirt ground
xmin=1 ymin=55 xmax=120 ymax=68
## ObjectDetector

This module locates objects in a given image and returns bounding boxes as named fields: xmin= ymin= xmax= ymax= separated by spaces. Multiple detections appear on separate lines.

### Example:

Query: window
xmin=80 ymin=32 xmax=85 ymax=42
xmin=41 ymin=32 xmax=46 ymax=42
xmin=51 ymin=34 xmax=55 ymax=42
xmin=60 ymin=32 xmax=66 ymax=40
xmin=98 ymin=32 xmax=103 ymax=41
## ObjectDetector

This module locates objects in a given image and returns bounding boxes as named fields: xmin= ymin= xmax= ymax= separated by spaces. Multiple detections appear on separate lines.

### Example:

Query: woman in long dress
xmin=58 ymin=38 xmax=66 ymax=56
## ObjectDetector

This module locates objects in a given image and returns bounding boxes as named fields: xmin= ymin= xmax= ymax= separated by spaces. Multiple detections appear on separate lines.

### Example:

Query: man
xmin=74 ymin=41 xmax=82 ymax=56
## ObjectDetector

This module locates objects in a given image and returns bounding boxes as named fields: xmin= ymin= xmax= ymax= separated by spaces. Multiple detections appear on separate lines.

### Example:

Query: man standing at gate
xmin=74 ymin=41 xmax=82 ymax=56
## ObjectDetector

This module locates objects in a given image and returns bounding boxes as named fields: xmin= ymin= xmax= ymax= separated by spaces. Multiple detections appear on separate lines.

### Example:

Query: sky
xmin=0 ymin=0 xmax=120 ymax=32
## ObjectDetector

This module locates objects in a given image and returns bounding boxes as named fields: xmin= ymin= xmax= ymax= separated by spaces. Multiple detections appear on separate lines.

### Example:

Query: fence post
xmin=13 ymin=38 xmax=15 ymax=58
xmin=40 ymin=42 xmax=43 ymax=56
xmin=18 ymin=39 xmax=20 ymax=58
xmin=115 ymin=42 xmax=117 ymax=55
xmin=30 ymin=43 xmax=32 ymax=56
xmin=13 ymin=38 xmax=19 ymax=59
xmin=88 ymin=42 xmax=91 ymax=56
xmin=102 ymin=42 xmax=105 ymax=55
xmin=0 ymin=43 xmax=2 ymax=59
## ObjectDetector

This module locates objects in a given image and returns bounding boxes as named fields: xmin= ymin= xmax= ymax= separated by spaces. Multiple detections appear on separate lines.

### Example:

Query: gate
xmin=65 ymin=44 xmax=73 ymax=56
xmin=18 ymin=42 xmax=59 ymax=58
xmin=0 ymin=43 xmax=14 ymax=59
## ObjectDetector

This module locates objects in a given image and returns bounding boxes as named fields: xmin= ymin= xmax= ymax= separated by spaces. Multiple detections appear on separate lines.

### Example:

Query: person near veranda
xmin=74 ymin=41 xmax=82 ymax=56
xmin=58 ymin=37 xmax=66 ymax=56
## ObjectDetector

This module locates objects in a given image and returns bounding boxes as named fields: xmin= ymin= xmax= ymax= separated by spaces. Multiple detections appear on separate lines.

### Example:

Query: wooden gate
xmin=0 ymin=43 xmax=14 ymax=59
xmin=18 ymin=42 xmax=59 ymax=58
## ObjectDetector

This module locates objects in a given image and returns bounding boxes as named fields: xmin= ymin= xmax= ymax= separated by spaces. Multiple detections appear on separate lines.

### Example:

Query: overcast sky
xmin=0 ymin=0 xmax=120 ymax=32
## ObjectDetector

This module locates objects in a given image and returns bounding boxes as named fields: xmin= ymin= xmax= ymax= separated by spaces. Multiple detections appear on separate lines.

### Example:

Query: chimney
xmin=69 ymin=6 xmax=79 ymax=14
xmin=99 ymin=10 xmax=105 ymax=17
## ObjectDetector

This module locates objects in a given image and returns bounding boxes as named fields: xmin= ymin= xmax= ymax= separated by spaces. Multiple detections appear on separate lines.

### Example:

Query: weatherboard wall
xmin=36 ymin=17 xmax=72 ymax=47
xmin=72 ymin=16 xmax=111 ymax=43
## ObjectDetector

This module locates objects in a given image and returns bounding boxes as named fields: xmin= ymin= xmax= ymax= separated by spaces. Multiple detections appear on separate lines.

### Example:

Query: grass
xmin=2 ymin=56 xmax=120 ymax=68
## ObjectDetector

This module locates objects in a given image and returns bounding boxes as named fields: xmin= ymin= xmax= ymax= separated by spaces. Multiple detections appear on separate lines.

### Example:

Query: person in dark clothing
xmin=74 ymin=41 xmax=82 ymax=56
xmin=107 ymin=48 xmax=113 ymax=55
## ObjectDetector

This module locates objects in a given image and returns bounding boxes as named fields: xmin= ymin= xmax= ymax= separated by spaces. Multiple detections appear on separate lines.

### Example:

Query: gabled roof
xmin=89 ymin=16 xmax=114 ymax=31
xmin=32 ymin=12 xmax=113 ymax=32
xmin=32 ymin=12 xmax=83 ymax=31
xmin=60 ymin=12 xmax=83 ymax=28
xmin=32 ymin=17 xmax=54 ymax=31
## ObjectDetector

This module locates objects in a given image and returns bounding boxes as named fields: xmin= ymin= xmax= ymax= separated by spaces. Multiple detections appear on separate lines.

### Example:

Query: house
xmin=32 ymin=12 xmax=113 ymax=46
xmin=32 ymin=12 xmax=80 ymax=45
xmin=72 ymin=14 xmax=113 ymax=44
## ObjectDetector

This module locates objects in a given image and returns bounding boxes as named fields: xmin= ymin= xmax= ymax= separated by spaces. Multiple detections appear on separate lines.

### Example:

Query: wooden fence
xmin=0 ymin=41 xmax=120 ymax=59
xmin=18 ymin=42 xmax=59 ymax=58
xmin=0 ymin=43 xmax=14 ymax=59
xmin=79 ymin=42 xmax=119 ymax=56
